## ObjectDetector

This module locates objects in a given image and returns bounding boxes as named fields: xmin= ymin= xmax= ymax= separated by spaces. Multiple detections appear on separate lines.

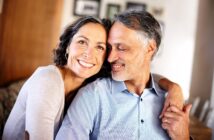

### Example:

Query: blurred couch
xmin=0 ymin=79 xmax=26 ymax=137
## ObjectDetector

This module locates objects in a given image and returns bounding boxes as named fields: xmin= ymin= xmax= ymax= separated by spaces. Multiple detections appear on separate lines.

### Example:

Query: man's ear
xmin=146 ymin=39 xmax=157 ymax=59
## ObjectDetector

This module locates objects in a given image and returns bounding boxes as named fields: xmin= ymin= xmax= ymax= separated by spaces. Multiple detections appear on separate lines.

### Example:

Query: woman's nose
xmin=83 ymin=46 xmax=94 ymax=59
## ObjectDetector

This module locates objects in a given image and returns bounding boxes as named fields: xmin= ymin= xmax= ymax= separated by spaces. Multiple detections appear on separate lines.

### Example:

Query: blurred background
xmin=0 ymin=0 xmax=213 ymax=139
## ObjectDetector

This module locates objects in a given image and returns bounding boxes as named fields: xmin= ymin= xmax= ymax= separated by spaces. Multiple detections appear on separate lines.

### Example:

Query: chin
xmin=111 ymin=74 xmax=126 ymax=81
xmin=80 ymin=71 xmax=99 ymax=79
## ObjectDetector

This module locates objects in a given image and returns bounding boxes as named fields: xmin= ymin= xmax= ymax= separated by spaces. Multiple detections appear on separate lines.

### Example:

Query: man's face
xmin=107 ymin=21 xmax=151 ymax=82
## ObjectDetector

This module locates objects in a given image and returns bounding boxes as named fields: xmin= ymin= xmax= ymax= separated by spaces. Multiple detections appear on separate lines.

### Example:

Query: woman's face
xmin=66 ymin=22 xmax=107 ymax=79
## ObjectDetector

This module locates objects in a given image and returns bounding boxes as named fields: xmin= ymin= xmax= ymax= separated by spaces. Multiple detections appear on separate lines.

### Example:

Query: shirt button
xmin=140 ymin=98 xmax=143 ymax=101
xmin=141 ymin=119 xmax=144 ymax=123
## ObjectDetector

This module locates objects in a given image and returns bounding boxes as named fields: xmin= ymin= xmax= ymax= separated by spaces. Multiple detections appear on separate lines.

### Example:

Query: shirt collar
xmin=111 ymin=74 xmax=165 ymax=96
xmin=150 ymin=73 xmax=163 ymax=96
xmin=111 ymin=79 xmax=128 ymax=94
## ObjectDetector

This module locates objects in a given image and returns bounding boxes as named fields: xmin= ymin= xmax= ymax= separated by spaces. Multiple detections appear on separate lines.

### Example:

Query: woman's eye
xmin=78 ymin=40 xmax=86 ymax=45
xmin=97 ymin=45 xmax=105 ymax=51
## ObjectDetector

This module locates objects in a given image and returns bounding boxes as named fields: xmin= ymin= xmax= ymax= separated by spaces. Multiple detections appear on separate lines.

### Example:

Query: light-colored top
xmin=3 ymin=65 xmax=65 ymax=140
xmin=56 ymin=74 xmax=170 ymax=140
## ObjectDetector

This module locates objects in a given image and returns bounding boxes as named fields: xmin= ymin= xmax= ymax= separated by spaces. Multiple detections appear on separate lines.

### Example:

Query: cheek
xmin=97 ymin=52 xmax=106 ymax=65
xmin=67 ymin=51 xmax=76 ymax=61
xmin=69 ymin=46 xmax=80 ymax=55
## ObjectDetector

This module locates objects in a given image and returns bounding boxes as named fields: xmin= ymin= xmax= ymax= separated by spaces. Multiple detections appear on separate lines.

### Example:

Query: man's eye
xmin=118 ymin=48 xmax=125 ymax=51
xmin=115 ymin=44 xmax=126 ymax=51
xmin=117 ymin=46 xmax=126 ymax=51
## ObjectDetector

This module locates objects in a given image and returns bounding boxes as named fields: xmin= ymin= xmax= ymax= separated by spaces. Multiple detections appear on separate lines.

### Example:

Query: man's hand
xmin=159 ymin=78 xmax=184 ymax=118
xmin=161 ymin=104 xmax=192 ymax=140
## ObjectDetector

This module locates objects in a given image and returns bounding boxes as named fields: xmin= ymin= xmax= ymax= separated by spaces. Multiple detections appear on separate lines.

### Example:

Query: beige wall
xmin=190 ymin=0 xmax=214 ymax=116
xmin=151 ymin=0 xmax=199 ymax=99
xmin=61 ymin=0 xmax=165 ymax=29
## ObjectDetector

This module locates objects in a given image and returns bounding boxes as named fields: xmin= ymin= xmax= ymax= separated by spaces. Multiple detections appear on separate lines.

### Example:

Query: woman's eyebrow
xmin=76 ymin=35 xmax=106 ymax=45
xmin=75 ymin=35 xmax=89 ymax=41
xmin=97 ymin=42 xmax=106 ymax=45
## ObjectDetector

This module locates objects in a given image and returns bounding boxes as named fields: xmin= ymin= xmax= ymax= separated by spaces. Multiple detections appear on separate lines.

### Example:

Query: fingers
xmin=183 ymin=104 xmax=192 ymax=115
xmin=160 ymin=103 xmax=183 ymax=119
xmin=162 ymin=121 xmax=177 ymax=139
xmin=162 ymin=104 xmax=191 ymax=140
xmin=161 ymin=105 xmax=185 ymax=124
xmin=162 ymin=119 xmax=177 ymax=136
xmin=162 ymin=112 xmax=182 ymax=138
xmin=166 ymin=105 xmax=183 ymax=115
xmin=159 ymin=100 xmax=170 ymax=118
xmin=160 ymin=98 xmax=186 ymax=120
xmin=161 ymin=105 xmax=190 ymax=131
xmin=162 ymin=117 xmax=177 ymax=124
xmin=162 ymin=111 xmax=182 ymax=121
xmin=171 ymin=101 xmax=184 ymax=111
xmin=164 ymin=104 xmax=192 ymax=119
xmin=162 ymin=121 xmax=174 ymax=131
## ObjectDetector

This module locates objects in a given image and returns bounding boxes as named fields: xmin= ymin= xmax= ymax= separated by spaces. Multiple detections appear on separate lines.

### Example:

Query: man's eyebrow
xmin=111 ymin=43 xmax=121 ymax=46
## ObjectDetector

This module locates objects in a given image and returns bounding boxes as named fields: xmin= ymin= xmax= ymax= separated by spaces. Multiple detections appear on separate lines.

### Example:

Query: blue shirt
xmin=56 ymin=74 xmax=170 ymax=140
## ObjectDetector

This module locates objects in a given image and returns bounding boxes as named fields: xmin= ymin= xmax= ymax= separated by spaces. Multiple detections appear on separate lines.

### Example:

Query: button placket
xmin=139 ymin=96 xmax=144 ymax=124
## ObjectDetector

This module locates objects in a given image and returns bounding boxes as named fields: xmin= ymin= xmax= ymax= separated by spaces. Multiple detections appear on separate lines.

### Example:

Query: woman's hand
xmin=158 ymin=78 xmax=184 ymax=118
xmin=161 ymin=104 xmax=192 ymax=140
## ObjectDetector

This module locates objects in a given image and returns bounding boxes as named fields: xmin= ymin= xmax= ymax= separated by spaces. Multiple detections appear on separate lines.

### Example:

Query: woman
xmin=2 ymin=16 xmax=183 ymax=140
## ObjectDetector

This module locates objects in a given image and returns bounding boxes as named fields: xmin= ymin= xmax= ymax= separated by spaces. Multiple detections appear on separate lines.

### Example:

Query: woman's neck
xmin=57 ymin=66 xmax=85 ymax=96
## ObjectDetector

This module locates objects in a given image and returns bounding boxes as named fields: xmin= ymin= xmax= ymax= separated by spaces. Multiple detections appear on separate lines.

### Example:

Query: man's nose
xmin=108 ymin=48 xmax=118 ymax=62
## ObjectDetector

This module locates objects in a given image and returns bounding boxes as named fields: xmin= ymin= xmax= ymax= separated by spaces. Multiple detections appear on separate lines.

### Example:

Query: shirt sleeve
xmin=56 ymin=84 xmax=98 ymax=140
xmin=25 ymin=69 xmax=63 ymax=140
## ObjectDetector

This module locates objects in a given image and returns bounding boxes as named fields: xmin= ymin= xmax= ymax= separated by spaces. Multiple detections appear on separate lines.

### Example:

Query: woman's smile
xmin=77 ymin=59 xmax=95 ymax=68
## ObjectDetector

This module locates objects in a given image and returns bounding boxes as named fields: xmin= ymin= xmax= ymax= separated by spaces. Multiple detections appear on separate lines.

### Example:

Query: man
xmin=56 ymin=10 xmax=191 ymax=140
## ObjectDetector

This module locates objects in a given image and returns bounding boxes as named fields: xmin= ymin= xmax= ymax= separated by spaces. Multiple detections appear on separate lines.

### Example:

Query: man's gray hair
xmin=113 ymin=10 xmax=162 ymax=53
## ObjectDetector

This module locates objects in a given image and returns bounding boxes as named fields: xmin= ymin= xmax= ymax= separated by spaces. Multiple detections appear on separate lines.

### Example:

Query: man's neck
xmin=125 ymin=69 xmax=151 ymax=96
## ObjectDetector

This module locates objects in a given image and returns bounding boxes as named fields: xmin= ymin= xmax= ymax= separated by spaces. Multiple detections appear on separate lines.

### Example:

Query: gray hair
xmin=113 ymin=10 xmax=162 ymax=55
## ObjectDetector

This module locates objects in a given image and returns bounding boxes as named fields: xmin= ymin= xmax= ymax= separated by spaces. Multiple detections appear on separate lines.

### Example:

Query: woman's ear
xmin=66 ymin=47 xmax=69 ymax=54
xmin=65 ymin=47 xmax=70 ymax=60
